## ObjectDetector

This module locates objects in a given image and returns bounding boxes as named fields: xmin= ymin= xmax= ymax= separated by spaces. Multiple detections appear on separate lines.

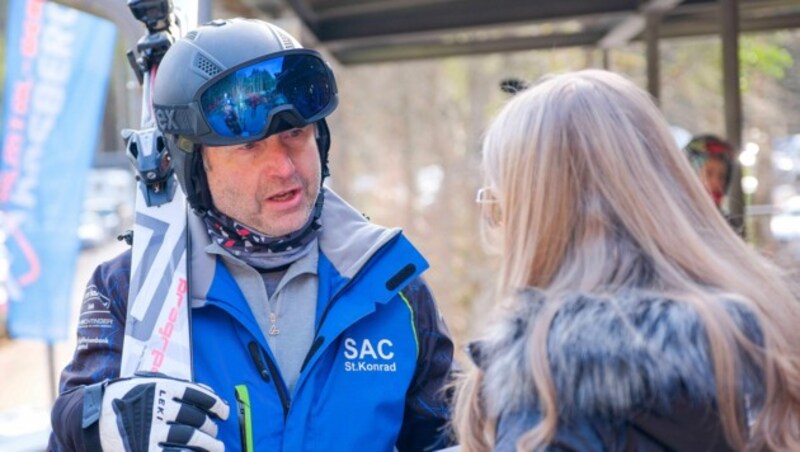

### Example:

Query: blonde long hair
xmin=453 ymin=70 xmax=800 ymax=451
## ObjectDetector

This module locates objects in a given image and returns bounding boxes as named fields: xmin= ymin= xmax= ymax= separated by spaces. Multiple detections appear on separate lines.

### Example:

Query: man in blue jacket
xmin=50 ymin=18 xmax=454 ymax=452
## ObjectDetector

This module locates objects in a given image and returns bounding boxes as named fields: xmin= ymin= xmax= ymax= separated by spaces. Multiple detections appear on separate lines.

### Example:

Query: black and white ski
xmin=120 ymin=0 xmax=197 ymax=381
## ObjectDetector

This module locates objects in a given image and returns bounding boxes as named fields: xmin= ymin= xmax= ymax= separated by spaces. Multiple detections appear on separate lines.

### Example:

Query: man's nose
xmin=259 ymin=140 xmax=296 ymax=177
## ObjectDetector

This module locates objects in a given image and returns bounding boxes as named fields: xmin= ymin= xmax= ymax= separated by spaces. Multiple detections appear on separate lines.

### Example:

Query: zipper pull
xmin=248 ymin=341 xmax=291 ymax=417
xmin=248 ymin=341 xmax=271 ymax=382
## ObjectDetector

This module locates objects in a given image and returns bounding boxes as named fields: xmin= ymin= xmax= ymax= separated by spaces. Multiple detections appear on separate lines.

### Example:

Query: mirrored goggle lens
xmin=199 ymin=54 xmax=334 ymax=139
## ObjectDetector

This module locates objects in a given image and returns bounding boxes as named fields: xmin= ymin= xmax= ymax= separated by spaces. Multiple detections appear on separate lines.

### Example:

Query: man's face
xmin=700 ymin=157 xmax=728 ymax=207
xmin=203 ymin=125 xmax=321 ymax=236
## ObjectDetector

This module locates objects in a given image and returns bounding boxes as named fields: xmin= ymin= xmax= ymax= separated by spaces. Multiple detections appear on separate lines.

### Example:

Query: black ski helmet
xmin=152 ymin=18 xmax=338 ymax=213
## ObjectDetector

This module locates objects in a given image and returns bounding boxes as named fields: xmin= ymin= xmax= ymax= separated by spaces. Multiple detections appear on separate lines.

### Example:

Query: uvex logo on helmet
xmin=155 ymin=107 xmax=180 ymax=132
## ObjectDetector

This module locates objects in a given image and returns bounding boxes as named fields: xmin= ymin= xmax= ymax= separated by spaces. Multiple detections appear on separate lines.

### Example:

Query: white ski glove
xmin=96 ymin=372 xmax=229 ymax=452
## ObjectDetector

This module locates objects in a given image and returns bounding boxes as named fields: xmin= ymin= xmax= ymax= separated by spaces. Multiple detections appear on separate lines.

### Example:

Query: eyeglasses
xmin=154 ymin=49 xmax=338 ymax=146
xmin=475 ymin=187 xmax=498 ymax=204
xmin=475 ymin=187 xmax=502 ymax=227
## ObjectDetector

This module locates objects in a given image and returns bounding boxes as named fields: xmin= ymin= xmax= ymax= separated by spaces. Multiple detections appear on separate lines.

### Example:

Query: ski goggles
xmin=154 ymin=49 xmax=338 ymax=146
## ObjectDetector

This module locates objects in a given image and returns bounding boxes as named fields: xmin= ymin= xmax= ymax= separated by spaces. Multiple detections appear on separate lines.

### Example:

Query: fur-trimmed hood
xmin=472 ymin=289 xmax=764 ymax=421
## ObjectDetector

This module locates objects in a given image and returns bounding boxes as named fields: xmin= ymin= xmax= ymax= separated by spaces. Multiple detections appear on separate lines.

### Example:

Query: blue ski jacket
xmin=49 ymin=190 xmax=455 ymax=451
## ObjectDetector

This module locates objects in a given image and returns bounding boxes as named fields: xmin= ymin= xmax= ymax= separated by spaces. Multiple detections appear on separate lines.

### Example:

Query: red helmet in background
xmin=684 ymin=134 xmax=735 ymax=206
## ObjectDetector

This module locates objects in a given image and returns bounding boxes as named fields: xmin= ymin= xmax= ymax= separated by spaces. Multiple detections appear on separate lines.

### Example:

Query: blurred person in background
xmin=49 ymin=18 xmax=454 ymax=452
xmin=685 ymin=134 xmax=735 ymax=208
xmin=453 ymin=70 xmax=800 ymax=451
xmin=684 ymin=134 xmax=744 ymax=234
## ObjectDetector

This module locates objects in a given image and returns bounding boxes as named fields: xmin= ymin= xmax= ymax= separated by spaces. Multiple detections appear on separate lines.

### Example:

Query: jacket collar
xmin=188 ymin=187 xmax=402 ymax=307
xmin=317 ymin=187 xmax=401 ymax=279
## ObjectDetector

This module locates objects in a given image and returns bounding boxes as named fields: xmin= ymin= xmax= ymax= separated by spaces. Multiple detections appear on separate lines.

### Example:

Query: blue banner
xmin=1 ymin=0 xmax=117 ymax=341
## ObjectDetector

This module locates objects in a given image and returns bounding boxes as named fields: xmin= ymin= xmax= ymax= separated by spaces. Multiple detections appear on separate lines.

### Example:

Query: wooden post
xmin=645 ymin=12 xmax=661 ymax=104
xmin=721 ymin=0 xmax=744 ymax=226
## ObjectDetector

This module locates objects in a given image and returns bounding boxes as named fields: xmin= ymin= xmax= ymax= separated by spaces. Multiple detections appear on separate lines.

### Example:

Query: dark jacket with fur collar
xmin=471 ymin=289 xmax=763 ymax=451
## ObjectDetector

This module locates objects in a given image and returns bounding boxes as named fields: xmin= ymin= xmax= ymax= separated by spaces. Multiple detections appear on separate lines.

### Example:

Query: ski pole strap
xmin=81 ymin=380 xmax=107 ymax=451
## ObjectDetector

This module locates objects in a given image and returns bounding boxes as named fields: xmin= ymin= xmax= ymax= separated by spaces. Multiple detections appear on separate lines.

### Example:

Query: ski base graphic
xmin=121 ymin=181 xmax=192 ymax=380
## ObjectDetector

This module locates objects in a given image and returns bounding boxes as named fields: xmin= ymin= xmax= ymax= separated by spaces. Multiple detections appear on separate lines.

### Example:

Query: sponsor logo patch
xmin=81 ymin=285 xmax=111 ymax=313
xmin=76 ymin=336 xmax=110 ymax=351
xmin=78 ymin=317 xmax=114 ymax=329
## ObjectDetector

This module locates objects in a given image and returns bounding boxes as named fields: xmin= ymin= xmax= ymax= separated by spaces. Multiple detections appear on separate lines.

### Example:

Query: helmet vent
xmin=194 ymin=54 xmax=222 ymax=78
xmin=275 ymin=29 xmax=296 ymax=49
xmin=185 ymin=31 xmax=198 ymax=40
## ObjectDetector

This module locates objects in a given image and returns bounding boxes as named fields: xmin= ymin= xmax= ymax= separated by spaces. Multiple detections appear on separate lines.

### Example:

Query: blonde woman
xmin=453 ymin=70 xmax=800 ymax=451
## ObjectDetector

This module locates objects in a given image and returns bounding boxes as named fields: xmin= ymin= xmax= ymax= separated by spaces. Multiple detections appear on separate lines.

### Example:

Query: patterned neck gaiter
xmin=203 ymin=206 xmax=320 ymax=270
